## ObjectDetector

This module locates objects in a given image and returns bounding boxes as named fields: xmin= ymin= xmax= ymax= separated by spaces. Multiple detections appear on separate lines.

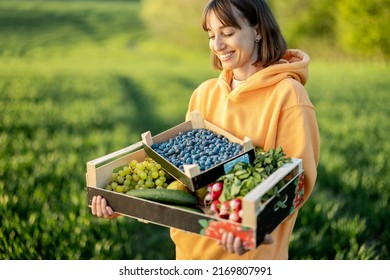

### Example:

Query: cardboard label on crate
xmin=223 ymin=153 xmax=250 ymax=174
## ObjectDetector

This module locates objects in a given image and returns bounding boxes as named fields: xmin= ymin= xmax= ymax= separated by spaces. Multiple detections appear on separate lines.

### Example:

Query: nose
xmin=211 ymin=35 xmax=225 ymax=51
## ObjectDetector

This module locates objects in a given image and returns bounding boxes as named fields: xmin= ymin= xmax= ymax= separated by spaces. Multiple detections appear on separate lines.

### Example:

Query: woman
xmin=93 ymin=0 xmax=320 ymax=260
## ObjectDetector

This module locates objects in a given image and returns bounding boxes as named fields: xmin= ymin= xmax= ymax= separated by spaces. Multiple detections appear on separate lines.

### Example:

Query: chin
xmin=221 ymin=63 xmax=236 ymax=70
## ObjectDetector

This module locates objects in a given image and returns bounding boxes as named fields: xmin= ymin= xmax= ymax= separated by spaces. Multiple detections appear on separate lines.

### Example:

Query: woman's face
xmin=206 ymin=9 xmax=260 ymax=80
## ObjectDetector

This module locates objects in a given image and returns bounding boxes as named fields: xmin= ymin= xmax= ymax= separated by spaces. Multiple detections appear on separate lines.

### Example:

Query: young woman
xmin=92 ymin=0 xmax=320 ymax=260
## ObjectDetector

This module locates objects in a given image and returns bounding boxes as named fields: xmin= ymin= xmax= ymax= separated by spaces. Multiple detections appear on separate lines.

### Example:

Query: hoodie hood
xmin=219 ymin=49 xmax=310 ymax=100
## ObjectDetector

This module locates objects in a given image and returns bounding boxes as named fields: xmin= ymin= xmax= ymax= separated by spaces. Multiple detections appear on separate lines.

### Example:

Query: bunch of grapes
xmin=106 ymin=157 xmax=172 ymax=194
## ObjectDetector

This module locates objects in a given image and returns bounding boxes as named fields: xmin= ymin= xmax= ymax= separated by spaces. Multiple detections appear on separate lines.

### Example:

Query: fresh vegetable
xmin=126 ymin=188 xmax=197 ymax=206
xmin=218 ymin=146 xmax=291 ymax=204
xmin=210 ymin=199 xmax=221 ymax=214
xmin=204 ymin=181 xmax=223 ymax=203
xmin=205 ymin=146 xmax=291 ymax=223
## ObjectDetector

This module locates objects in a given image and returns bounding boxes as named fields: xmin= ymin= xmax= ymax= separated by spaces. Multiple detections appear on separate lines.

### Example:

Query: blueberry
xmin=150 ymin=128 xmax=244 ymax=172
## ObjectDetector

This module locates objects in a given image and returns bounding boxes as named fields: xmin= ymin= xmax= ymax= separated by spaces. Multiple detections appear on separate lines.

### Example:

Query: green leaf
xmin=230 ymin=177 xmax=242 ymax=197
xmin=198 ymin=219 xmax=209 ymax=228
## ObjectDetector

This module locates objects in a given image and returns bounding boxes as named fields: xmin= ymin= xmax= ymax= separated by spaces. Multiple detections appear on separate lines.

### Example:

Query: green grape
xmin=122 ymin=166 xmax=131 ymax=176
xmin=145 ymin=180 xmax=154 ymax=188
xmin=106 ymin=184 xmax=113 ymax=191
xmin=123 ymin=185 xmax=130 ymax=193
xmin=137 ymin=179 xmax=145 ymax=187
xmin=151 ymin=171 xmax=159 ymax=179
xmin=116 ymin=175 xmax=124 ymax=184
xmin=111 ymin=182 xmax=118 ymax=191
xmin=130 ymin=159 xmax=138 ymax=168
xmin=147 ymin=162 xmax=155 ymax=170
xmin=140 ymin=171 xmax=148 ymax=180
xmin=111 ymin=157 xmax=172 ymax=192
xmin=155 ymin=178 xmax=163 ymax=187
xmin=111 ymin=172 xmax=118 ymax=181
xmin=135 ymin=163 xmax=144 ymax=171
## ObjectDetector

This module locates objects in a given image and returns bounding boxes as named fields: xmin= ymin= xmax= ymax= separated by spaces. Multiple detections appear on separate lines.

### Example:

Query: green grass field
xmin=1 ymin=1 xmax=389 ymax=260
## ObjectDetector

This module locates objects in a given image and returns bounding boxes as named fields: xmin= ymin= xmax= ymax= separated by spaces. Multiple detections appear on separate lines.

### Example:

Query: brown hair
xmin=202 ymin=0 xmax=287 ymax=69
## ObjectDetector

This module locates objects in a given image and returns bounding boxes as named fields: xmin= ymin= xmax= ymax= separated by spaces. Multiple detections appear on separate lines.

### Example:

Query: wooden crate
xmin=86 ymin=142 xmax=304 ymax=250
xmin=142 ymin=110 xmax=256 ymax=191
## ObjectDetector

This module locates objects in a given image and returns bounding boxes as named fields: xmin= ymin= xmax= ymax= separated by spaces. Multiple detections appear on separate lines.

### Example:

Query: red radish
xmin=204 ymin=193 xmax=212 ymax=204
xmin=210 ymin=182 xmax=223 ymax=200
xmin=210 ymin=199 xmax=221 ymax=214
xmin=230 ymin=198 xmax=242 ymax=211
xmin=238 ymin=209 xmax=243 ymax=218
xmin=229 ymin=210 xmax=241 ymax=223
xmin=219 ymin=201 xmax=230 ymax=219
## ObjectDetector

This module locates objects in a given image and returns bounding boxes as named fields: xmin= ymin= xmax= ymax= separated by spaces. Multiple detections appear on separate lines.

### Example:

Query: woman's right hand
xmin=91 ymin=195 xmax=121 ymax=219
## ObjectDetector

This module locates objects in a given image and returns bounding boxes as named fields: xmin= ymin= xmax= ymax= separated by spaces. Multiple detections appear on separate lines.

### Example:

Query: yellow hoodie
xmin=170 ymin=49 xmax=320 ymax=259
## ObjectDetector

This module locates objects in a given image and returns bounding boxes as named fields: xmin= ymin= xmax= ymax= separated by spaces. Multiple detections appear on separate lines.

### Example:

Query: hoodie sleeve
xmin=275 ymin=79 xmax=320 ymax=202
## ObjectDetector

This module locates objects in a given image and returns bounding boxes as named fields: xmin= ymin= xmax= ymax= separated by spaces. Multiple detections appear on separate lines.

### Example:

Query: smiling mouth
xmin=219 ymin=51 xmax=235 ymax=61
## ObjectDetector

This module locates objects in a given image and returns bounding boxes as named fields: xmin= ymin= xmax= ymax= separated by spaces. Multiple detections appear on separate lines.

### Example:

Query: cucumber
xmin=126 ymin=188 xmax=197 ymax=206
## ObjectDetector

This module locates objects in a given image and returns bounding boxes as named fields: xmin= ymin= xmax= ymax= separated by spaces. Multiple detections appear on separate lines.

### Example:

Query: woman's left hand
xmin=219 ymin=232 xmax=274 ymax=255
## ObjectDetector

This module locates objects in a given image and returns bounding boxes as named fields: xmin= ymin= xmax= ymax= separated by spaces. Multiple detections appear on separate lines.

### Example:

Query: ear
xmin=254 ymin=24 xmax=261 ymax=41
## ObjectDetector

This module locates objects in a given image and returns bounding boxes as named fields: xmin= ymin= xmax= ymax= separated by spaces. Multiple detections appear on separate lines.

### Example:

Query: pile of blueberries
xmin=151 ymin=128 xmax=243 ymax=172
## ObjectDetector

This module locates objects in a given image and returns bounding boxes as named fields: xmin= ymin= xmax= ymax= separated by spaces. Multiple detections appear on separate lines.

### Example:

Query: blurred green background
xmin=0 ymin=0 xmax=389 ymax=260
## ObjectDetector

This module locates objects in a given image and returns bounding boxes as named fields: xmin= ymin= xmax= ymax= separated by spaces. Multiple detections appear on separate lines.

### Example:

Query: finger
xmin=233 ymin=236 xmax=246 ymax=256
xmin=101 ymin=197 xmax=110 ymax=218
xmin=106 ymin=206 xmax=115 ymax=217
xmin=91 ymin=196 xmax=97 ymax=216
xmin=96 ymin=196 xmax=103 ymax=217
xmin=106 ymin=206 xmax=120 ymax=218
xmin=221 ymin=232 xmax=228 ymax=250
xmin=226 ymin=232 xmax=235 ymax=254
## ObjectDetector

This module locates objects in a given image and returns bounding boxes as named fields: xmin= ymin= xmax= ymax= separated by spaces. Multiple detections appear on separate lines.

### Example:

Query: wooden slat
xmin=86 ymin=141 xmax=143 ymax=167
xmin=243 ymin=136 xmax=254 ymax=152
xmin=184 ymin=164 xmax=201 ymax=180
xmin=87 ymin=149 xmax=146 ymax=189
xmin=141 ymin=131 xmax=153 ymax=146
xmin=189 ymin=110 xmax=205 ymax=129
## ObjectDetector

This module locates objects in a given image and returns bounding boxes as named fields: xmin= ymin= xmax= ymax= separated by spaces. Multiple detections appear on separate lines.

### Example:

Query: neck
xmin=232 ymin=64 xmax=263 ymax=81
xmin=231 ymin=76 xmax=245 ymax=90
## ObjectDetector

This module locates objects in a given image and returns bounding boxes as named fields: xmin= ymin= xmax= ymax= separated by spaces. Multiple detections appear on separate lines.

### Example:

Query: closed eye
xmin=223 ymin=32 xmax=234 ymax=37
xmin=208 ymin=32 xmax=234 ymax=40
